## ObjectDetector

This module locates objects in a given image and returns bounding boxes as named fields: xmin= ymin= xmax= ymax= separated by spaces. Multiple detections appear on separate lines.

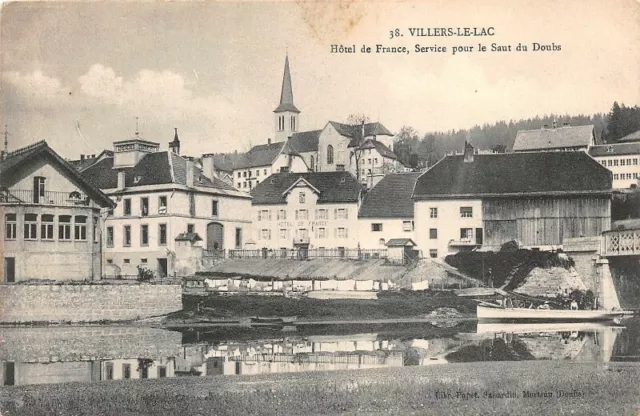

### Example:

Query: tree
xmin=491 ymin=144 xmax=507 ymax=153
xmin=346 ymin=113 xmax=371 ymax=125
xmin=393 ymin=125 xmax=420 ymax=166
xmin=345 ymin=114 xmax=372 ymax=181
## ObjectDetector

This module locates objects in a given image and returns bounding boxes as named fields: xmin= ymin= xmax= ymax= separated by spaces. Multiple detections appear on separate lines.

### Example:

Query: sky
xmin=1 ymin=0 xmax=639 ymax=158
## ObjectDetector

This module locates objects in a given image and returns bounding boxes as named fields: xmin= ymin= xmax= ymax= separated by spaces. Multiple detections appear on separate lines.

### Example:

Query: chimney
xmin=201 ymin=153 xmax=216 ymax=181
xmin=268 ymin=138 xmax=271 ymax=145
xmin=186 ymin=160 xmax=194 ymax=187
xmin=80 ymin=154 xmax=85 ymax=161
xmin=117 ymin=171 xmax=126 ymax=190
xmin=463 ymin=141 xmax=475 ymax=163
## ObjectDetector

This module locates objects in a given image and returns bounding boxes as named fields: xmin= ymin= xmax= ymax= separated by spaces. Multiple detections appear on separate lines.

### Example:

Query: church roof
xmin=274 ymin=55 xmax=300 ymax=113
xmin=328 ymin=121 xmax=394 ymax=148
xmin=289 ymin=130 xmax=322 ymax=153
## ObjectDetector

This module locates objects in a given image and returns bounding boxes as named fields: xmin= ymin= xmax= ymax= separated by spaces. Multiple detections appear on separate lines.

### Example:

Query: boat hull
xmin=477 ymin=305 xmax=625 ymax=322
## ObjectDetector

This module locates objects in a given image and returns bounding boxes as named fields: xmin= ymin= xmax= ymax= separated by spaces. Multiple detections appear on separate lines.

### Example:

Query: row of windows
xmin=277 ymin=115 xmax=297 ymax=132
xmin=106 ymin=224 xmax=167 ymax=248
xmin=428 ymin=228 xmax=474 ymax=240
xmin=237 ymin=180 xmax=259 ymax=189
xmin=118 ymin=196 xmax=219 ymax=217
xmin=4 ymin=213 xmax=95 ymax=242
xmin=237 ymin=169 xmax=269 ymax=179
xmin=371 ymin=221 xmax=414 ymax=232
xmin=258 ymin=208 xmax=348 ymax=221
xmin=613 ymin=173 xmax=640 ymax=180
xmin=428 ymin=207 xmax=473 ymax=218
xmin=259 ymin=227 xmax=349 ymax=240
xmin=103 ymin=362 xmax=166 ymax=380
xmin=599 ymin=158 xmax=639 ymax=167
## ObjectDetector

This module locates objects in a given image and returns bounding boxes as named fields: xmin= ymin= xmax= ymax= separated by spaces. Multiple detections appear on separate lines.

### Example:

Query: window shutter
xmin=345 ymin=228 xmax=348 ymax=238
xmin=334 ymin=209 xmax=337 ymax=219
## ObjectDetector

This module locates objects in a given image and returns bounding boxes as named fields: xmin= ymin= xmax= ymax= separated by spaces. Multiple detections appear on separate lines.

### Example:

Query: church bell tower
xmin=273 ymin=55 xmax=300 ymax=142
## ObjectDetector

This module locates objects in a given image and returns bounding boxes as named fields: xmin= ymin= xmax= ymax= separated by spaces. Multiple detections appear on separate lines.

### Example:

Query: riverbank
xmin=1 ymin=361 xmax=637 ymax=415
xmin=163 ymin=291 xmax=478 ymax=325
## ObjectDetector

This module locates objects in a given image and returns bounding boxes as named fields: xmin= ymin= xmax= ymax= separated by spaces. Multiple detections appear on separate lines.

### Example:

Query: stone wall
xmin=0 ymin=284 xmax=182 ymax=323
xmin=0 ymin=326 xmax=182 ymax=363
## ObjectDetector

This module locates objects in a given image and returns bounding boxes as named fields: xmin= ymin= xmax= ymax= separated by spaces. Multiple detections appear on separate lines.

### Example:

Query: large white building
xmin=589 ymin=142 xmax=640 ymax=189
xmin=249 ymin=171 xmax=362 ymax=252
xmin=0 ymin=141 xmax=115 ymax=282
xmin=79 ymin=132 xmax=252 ymax=278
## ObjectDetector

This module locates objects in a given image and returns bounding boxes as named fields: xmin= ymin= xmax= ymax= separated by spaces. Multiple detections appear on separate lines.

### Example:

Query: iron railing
xmin=0 ymin=189 xmax=91 ymax=207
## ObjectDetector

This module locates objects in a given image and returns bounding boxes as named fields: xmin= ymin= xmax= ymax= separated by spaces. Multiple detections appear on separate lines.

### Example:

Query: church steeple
xmin=274 ymin=55 xmax=300 ymax=141
xmin=169 ymin=127 xmax=180 ymax=155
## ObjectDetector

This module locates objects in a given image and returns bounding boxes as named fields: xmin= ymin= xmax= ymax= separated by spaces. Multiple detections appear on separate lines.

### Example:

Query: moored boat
xmin=477 ymin=304 xmax=625 ymax=322
xmin=250 ymin=316 xmax=297 ymax=324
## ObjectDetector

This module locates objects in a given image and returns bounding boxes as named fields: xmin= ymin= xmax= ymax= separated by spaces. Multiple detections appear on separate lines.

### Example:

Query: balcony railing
xmin=0 ymin=189 xmax=91 ymax=207
xmin=223 ymin=248 xmax=388 ymax=260
xmin=603 ymin=229 xmax=640 ymax=256
xmin=448 ymin=238 xmax=479 ymax=247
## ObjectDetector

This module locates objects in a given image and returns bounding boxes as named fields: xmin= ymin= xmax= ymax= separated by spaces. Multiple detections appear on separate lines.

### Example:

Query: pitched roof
xmin=289 ymin=130 xmax=321 ymax=153
xmin=589 ymin=142 xmax=640 ymax=157
xmin=68 ymin=150 xmax=114 ymax=171
xmin=80 ymin=151 xmax=240 ymax=194
xmin=328 ymin=121 xmax=394 ymax=146
xmin=359 ymin=173 xmax=421 ymax=218
xmin=619 ymin=129 xmax=640 ymax=143
xmin=360 ymin=139 xmax=398 ymax=160
xmin=274 ymin=55 xmax=300 ymax=113
xmin=412 ymin=152 xmax=612 ymax=200
xmin=234 ymin=141 xmax=285 ymax=169
xmin=211 ymin=153 xmax=244 ymax=173
xmin=250 ymin=171 xmax=362 ymax=205
xmin=0 ymin=141 xmax=115 ymax=208
xmin=512 ymin=125 xmax=594 ymax=152
xmin=386 ymin=238 xmax=416 ymax=247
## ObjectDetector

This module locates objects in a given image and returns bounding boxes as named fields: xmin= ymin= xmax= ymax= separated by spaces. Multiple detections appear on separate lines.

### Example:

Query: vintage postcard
xmin=0 ymin=0 xmax=639 ymax=415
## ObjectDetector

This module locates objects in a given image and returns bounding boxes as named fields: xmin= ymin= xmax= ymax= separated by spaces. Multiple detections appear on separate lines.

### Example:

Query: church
xmin=218 ymin=55 xmax=404 ymax=191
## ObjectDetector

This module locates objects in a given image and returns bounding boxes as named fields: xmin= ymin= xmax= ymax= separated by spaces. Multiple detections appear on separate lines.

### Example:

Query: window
xmin=24 ymin=214 xmax=37 ymax=240
xmin=261 ymin=229 xmax=271 ymax=240
xmin=621 ymin=159 xmax=626 ymax=166
xmin=187 ymin=224 xmax=195 ymax=233
xmin=429 ymin=228 xmax=438 ymax=239
xmin=336 ymin=227 xmax=348 ymax=238
xmin=327 ymin=145 xmax=334 ymax=165
xmin=430 ymin=207 xmax=438 ymax=218
xmin=158 ymin=366 xmax=167 ymax=378
xmin=299 ymin=192 xmax=306 ymax=203
xmin=310 ymin=155 xmax=315 ymax=171
xmin=296 ymin=209 xmax=308 ymax=220
xmin=33 ymin=176 xmax=45 ymax=203
xmin=279 ymin=229 xmax=289 ymax=240
xmin=607 ymin=160 xmax=613 ymax=167
xmin=374 ymin=158 xmax=378 ymax=165
xmin=106 ymin=227 xmax=114 ymax=247
xmin=634 ymin=158 xmax=638 ymax=165
xmin=141 ymin=258 xmax=148 ymax=264
xmin=105 ymin=363 xmax=114 ymax=380
xmin=140 ymin=224 xmax=149 ymax=246
xmin=379 ymin=238 xmax=385 ymax=246
xmin=41 ymin=214 xmax=54 ymax=240
xmin=243 ymin=182 xmax=247 ymax=188
xmin=316 ymin=209 xmax=328 ymax=220
xmin=106 ymin=259 xmax=113 ymax=264
xmin=297 ymin=228 xmax=309 ymax=239
xmin=59 ymin=215 xmax=71 ymax=240
xmin=237 ymin=172 xmax=241 ymax=178
xmin=371 ymin=223 xmax=383 ymax=232
xmin=614 ymin=173 xmax=620 ymax=180
xmin=277 ymin=209 xmax=287 ymax=220
xmin=601 ymin=161 xmax=606 ymax=166
xmin=74 ymin=216 xmax=87 ymax=240
xmin=291 ymin=115 xmax=296 ymax=131
xmin=317 ymin=227 xmax=326 ymax=239
xmin=429 ymin=249 xmax=438 ymax=258
xmin=259 ymin=210 xmax=271 ymax=221
xmin=264 ymin=169 xmax=267 ymax=175
xmin=335 ymin=208 xmax=348 ymax=219
xmin=237 ymin=182 xmax=241 ymax=188
xmin=158 ymin=196 xmax=167 ymax=214
xmin=368 ymin=158 xmax=371 ymax=164
xmin=243 ymin=171 xmax=246 ymax=178
xmin=93 ymin=217 xmax=98 ymax=243
xmin=124 ymin=225 xmax=131 ymax=247
xmin=159 ymin=224 xmax=167 ymax=245
xmin=124 ymin=258 xmax=130 ymax=264
xmin=460 ymin=207 xmax=473 ymax=218
xmin=403 ymin=221 xmax=413 ymax=232
xmin=235 ymin=227 xmax=242 ymax=248
xmin=5 ymin=214 xmax=17 ymax=240
xmin=141 ymin=197 xmax=149 ymax=216
xmin=628 ymin=158 xmax=632 ymax=165
xmin=614 ymin=159 xmax=619 ymax=167
xmin=278 ymin=115 xmax=284 ymax=131
xmin=212 ymin=200 xmax=219 ymax=216
xmin=460 ymin=228 xmax=473 ymax=240
xmin=123 ymin=199 xmax=131 ymax=216
xmin=123 ymin=364 xmax=131 ymax=379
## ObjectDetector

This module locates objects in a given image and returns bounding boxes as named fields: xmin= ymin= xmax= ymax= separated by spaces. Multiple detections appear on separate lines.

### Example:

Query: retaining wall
xmin=0 ymin=284 xmax=182 ymax=323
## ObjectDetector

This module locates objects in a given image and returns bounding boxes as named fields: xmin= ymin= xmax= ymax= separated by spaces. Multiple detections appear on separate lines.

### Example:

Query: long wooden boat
xmin=477 ymin=305 xmax=625 ymax=322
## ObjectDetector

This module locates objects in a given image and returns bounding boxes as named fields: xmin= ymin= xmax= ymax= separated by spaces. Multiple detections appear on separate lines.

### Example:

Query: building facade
xmin=79 ymin=136 xmax=252 ymax=278
xmin=358 ymin=173 xmax=420 ymax=250
xmin=250 ymin=171 xmax=362 ymax=251
xmin=0 ymin=141 xmax=115 ymax=282
xmin=589 ymin=142 xmax=640 ymax=189
xmin=413 ymin=145 xmax=612 ymax=257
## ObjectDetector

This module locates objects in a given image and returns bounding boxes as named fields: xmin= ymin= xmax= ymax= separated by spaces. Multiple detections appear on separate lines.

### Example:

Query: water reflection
xmin=2 ymin=319 xmax=639 ymax=386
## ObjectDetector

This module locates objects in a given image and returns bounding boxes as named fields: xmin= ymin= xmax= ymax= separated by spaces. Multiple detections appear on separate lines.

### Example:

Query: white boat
xmin=477 ymin=304 xmax=626 ymax=322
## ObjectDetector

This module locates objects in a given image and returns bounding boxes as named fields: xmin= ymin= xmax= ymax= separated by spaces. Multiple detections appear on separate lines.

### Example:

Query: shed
xmin=386 ymin=238 xmax=418 ymax=264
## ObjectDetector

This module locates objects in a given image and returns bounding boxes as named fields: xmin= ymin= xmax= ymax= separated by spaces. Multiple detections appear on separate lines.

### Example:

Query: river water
xmin=1 ymin=319 xmax=638 ymax=386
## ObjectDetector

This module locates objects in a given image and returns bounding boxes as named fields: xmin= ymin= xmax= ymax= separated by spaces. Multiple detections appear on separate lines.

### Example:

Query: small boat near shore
xmin=250 ymin=316 xmax=298 ymax=324
xmin=477 ymin=304 xmax=626 ymax=322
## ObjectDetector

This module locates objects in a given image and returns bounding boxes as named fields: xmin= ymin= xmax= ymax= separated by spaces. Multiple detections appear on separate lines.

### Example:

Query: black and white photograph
xmin=0 ymin=0 xmax=639 ymax=414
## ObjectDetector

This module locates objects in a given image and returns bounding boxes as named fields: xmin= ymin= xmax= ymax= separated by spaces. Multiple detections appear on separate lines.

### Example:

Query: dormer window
xmin=607 ymin=146 xmax=614 ymax=153
xmin=134 ymin=176 xmax=142 ymax=184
